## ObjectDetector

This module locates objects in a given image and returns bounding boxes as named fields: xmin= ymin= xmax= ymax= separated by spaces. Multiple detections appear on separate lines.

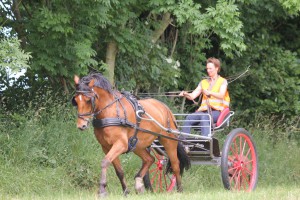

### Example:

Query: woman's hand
xmin=179 ymin=91 xmax=186 ymax=97
xmin=202 ymin=89 xmax=211 ymax=97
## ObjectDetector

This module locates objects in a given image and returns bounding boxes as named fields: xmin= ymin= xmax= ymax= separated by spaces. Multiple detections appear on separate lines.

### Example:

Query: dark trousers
xmin=181 ymin=111 xmax=220 ymax=136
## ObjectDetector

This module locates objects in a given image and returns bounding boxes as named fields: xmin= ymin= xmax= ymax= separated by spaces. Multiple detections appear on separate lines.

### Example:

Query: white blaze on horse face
xmin=79 ymin=94 xmax=83 ymax=102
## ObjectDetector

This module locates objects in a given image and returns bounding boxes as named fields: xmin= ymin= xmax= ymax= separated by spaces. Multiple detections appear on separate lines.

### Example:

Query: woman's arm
xmin=202 ymin=80 xmax=227 ymax=99
xmin=179 ymin=84 xmax=202 ymax=100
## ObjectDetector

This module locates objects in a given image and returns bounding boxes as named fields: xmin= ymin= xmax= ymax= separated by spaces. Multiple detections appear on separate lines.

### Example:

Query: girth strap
xmin=93 ymin=118 xmax=135 ymax=128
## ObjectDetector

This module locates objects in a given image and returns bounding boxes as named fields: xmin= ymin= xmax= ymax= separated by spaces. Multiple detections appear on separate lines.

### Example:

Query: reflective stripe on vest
xmin=198 ymin=76 xmax=230 ymax=112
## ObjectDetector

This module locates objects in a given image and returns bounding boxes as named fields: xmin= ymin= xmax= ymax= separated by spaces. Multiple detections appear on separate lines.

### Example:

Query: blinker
xmin=71 ymin=96 xmax=77 ymax=107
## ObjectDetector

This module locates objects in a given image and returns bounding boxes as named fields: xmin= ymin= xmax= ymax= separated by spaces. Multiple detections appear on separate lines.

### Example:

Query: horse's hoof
xmin=123 ymin=188 xmax=130 ymax=196
xmin=98 ymin=191 xmax=108 ymax=199
xmin=135 ymin=177 xmax=145 ymax=194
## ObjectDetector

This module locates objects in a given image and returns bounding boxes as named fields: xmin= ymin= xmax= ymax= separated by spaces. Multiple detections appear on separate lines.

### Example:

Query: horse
xmin=72 ymin=73 xmax=190 ymax=197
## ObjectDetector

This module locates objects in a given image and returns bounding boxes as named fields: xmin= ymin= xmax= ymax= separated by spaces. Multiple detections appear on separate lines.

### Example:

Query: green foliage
xmin=229 ymin=44 xmax=300 ymax=116
xmin=225 ymin=0 xmax=300 ymax=117
xmin=279 ymin=0 xmax=300 ymax=15
xmin=1 ymin=0 xmax=300 ymax=118
xmin=0 ymin=72 xmax=66 ymax=114
xmin=115 ymin=43 xmax=181 ymax=92
xmin=204 ymin=0 xmax=246 ymax=57
xmin=25 ymin=1 xmax=107 ymax=77
xmin=0 ymin=30 xmax=31 ymax=72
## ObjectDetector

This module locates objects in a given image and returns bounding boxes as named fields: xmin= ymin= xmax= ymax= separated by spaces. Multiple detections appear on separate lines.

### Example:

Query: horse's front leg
xmin=98 ymin=141 xmax=127 ymax=198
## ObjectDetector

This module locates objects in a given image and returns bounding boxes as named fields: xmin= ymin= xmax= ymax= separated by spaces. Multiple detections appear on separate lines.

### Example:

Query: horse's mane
xmin=77 ymin=73 xmax=113 ymax=93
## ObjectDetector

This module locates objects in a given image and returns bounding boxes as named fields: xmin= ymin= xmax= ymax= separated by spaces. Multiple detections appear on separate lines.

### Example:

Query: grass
xmin=2 ymin=186 xmax=300 ymax=200
xmin=0 ymin=104 xmax=299 ymax=199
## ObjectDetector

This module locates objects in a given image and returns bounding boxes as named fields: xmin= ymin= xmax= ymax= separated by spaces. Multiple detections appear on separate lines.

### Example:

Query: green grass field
xmin=2 ymin=186 xmax=300 ymax=200
xmin=0 ymin=105 xmax=299 ymax=199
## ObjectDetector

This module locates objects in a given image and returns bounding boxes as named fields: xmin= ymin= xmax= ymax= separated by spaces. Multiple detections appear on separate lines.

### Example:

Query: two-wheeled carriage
xmin=140 ymin=108 xmax=258 ymax=192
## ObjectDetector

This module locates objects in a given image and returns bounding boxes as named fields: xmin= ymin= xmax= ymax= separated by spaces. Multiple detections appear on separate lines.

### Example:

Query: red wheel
xmin=148 ymin=148 xmax=176 ymax=192
xmin=221 ymin=128 xmax=258 ymax=191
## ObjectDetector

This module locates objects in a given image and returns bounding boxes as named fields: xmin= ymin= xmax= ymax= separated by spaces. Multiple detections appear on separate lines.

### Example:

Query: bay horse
xmin=72 ymin=73 xmax=190 ymax=197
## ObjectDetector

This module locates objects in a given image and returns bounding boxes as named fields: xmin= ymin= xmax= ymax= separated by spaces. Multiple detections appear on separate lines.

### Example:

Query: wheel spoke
xmin=155 ymin=173 xmax=159 ymax=192
xmin=241 ymin=171 xmax=250 ymax=190
xmin=240 ymin=137 xmax=246 ymax=157
xmin=244 ymin=147 xmax=251 ymax=158
xmin=163 ymin=172 xmax=168 ymax=190
xmin=234 ymin=170 xmax=242 ymax=190
xmin=151 ymin=169 xmax=159 ymax=185
xmin=233 ymin=139 xmax=239 ymax=158
xmin=228 ymin=166 xmax=239 ymax=172
xmin=150 ymin=166 xmax=158 ymax=174
xmin=243 ymin=159 xmax=253 ymax=165
xmin=242 ymin=170 xmax=250 ymax=187
xmin=159 ymin=170 xmax=162 ymax=192
xmin=243 ymin=166 xmax=253 ymax=176
xmin=239 ymin=136 xmax=243 ymax=156
xmin=229 ymin=168 xmax=239 ymax=184
xmin=230 ymin=145 xmax=239 ymax=158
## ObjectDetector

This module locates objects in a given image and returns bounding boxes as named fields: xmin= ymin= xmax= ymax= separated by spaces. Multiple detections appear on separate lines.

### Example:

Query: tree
xmin=226 ymin=0 xmax=300 ymax=116
xmin=0 ymin=29 xmax=31 ymax=73
xmin=1 ymin=0 xmax=299 ymax=117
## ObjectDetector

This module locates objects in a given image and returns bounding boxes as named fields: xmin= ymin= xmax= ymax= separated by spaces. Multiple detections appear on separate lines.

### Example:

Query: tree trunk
xmin=151 ymin=12 xmax=172 ymax=43
xmin=12 ymin=0 xmax=26 ymax=48
xmin=60 ymin=77 xmax=69 ymax=94
xmin=105 ymin=40 xmax=118 ymax=86
xmin=104 ymin=13 xmax=170 ymax=86
xmin=170 ymin=29 xmax=178 ymax=57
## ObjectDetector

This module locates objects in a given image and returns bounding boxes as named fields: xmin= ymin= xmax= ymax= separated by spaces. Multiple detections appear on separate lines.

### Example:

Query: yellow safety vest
xmin=198 ymin=76 xmax=230 ymax=112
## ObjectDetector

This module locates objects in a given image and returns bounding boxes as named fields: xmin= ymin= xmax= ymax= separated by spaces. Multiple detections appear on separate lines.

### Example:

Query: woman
xmin=179 ymin=57 xmax=230 ymax=137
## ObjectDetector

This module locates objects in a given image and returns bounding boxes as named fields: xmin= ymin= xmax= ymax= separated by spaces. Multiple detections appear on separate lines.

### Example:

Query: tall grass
xmin=0 ymin=97 xmax=299 ymax=198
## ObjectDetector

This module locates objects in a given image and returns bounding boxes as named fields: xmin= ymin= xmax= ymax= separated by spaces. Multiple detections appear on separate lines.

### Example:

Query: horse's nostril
xmin=78 ymin=124 xmax=88 ymax=131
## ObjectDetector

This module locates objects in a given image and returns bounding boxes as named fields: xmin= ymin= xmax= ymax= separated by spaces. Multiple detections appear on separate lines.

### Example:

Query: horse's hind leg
xmin=112 ymin=157 xmax=130 ymax=196
xmin=133 ymin=148 xmax=155 ymax=193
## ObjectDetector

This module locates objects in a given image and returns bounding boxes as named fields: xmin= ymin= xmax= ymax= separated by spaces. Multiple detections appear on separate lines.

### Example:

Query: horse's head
xmin=72 ymin=73 xmax=113 ymax=130
xmin=72 ymin=75 xmax=99 ymax=130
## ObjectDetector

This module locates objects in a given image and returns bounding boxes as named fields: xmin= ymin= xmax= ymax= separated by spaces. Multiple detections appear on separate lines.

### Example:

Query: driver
xmin=179 ymin=57 xmax=230 ymax=137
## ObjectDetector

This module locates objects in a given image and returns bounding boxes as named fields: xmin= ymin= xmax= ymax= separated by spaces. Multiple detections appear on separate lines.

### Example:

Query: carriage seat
xmin=191 ymin=108 xmax=232 ymax=133
xmin=214 ymin=107 xmax=231 ymax=129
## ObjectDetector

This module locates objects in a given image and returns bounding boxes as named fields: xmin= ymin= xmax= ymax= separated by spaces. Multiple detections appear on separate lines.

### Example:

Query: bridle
xmin=72 ymin=89 xmax=123 ymax=122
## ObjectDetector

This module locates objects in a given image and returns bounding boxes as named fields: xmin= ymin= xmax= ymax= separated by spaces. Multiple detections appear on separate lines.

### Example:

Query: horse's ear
xmin=89 ymin=79 xmax=95 ymax=88
xmin=74 ymin=75 xmax=80 ymax=85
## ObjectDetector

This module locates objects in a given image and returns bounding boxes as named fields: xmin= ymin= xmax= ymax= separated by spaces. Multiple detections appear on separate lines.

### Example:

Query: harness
xmin=93 ymin=91 xmax=144 ymax=153
xmin=73 ymin=90 xmax=146 ymax=153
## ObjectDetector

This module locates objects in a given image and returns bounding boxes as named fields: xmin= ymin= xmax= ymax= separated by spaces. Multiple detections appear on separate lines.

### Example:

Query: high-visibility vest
xmin=198 ymin=76 xmax=230 ymax=112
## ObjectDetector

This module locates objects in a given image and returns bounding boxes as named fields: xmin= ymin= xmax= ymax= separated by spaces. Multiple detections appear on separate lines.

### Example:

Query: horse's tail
xmin=166 ymin=142 xmax=191 ymax=175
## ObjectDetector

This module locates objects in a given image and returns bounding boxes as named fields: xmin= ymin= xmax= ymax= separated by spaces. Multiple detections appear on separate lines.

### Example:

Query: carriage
xmin=72 ymin=73 xmax=258 ymax=197
xmin=145 ymin=108 xmax=258 ymax=192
